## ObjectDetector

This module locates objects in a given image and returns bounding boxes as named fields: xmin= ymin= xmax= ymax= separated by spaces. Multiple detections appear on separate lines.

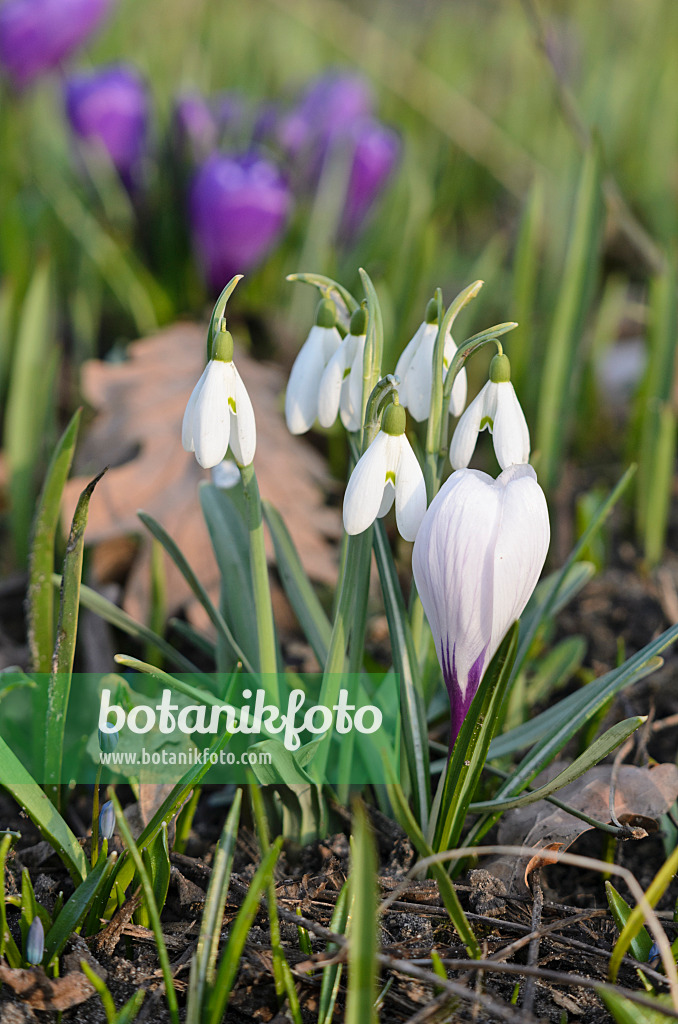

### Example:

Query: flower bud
xmin=25 ymin=916 xmax=44 ymax=966
xmin=64 ymin=65 xmax=149 ymax=188
xmin=189 ymin=152 xmax=291 ymax=292
xmin=99 ymin=800 xmax=115 ymax=841
xmin=98 ymin=727 xmax=119 ymax=753
xmin=0 ymin=0 xmax=113 ymax=89
xmin=341 ymin=119 xmax=400 ymax=239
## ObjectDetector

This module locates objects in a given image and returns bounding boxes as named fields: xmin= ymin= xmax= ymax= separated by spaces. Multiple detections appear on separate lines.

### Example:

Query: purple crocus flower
xmin=0 ymin=0 xmax=113 ymax=88
xmin=64 ymin=65 xmax=148 ymax=187
xmin=278 ymin=71 xmax=373 ymax=163
xmin=172 ymin=93 xmax=217 ymax=163
xmin=341 ymin=119 xmax=400 ymax=239
xmin=189 ymin=152 xmax=291 ymax=291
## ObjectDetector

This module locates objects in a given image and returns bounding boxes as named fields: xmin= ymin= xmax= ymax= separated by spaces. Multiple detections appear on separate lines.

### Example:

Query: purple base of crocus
xmin=441 ymin=639 xmax=488 ymax=756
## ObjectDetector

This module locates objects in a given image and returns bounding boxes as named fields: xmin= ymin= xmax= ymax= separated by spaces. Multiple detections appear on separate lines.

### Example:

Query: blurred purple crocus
xmin=189 ymin=152 xmax=291 ymax=291
xmin=278 ymin=71 xmax=373 ymax=165
xmin=172 ymin=92 xmax=217 ymax=163
xmin=341 ymin=118 xmax=400 ymax=239
xmin=65 ymin=65 xmax=148 ymax=187
xmin=0 ymin=0 xmax=113 ymax=88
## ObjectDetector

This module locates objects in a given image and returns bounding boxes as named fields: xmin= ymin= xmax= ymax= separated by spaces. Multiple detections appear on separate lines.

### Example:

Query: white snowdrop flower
xmin=285 ymin=298 xmax=342 ymax=434
xmin=395 ymin=299 xmax=468 ymax=422
xmin=317 ymin=305 xmax=367 ymax=432
xmin=182 ymin=325 xmax=256 ymax=469
xmin=343 ymin=399 xmax=427 ymax=542
xmin=413 ymin=463 xmax=549 ymax=747
xmin=449 ymin=353 xmax=529 ymax=471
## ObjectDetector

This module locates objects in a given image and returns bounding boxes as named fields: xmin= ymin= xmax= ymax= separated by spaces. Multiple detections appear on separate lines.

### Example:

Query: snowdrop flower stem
xmin=358 ymin=267 xmax=384 ymax=446
xmin=206 ymin=274 xmax=243 ymax=360
xmin=240 ymin=462 xmax=280 ymax=695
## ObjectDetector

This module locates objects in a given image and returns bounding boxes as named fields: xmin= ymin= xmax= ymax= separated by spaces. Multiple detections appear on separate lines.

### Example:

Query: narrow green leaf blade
xmin=44 ymin=853 xmax=111 ymax=962
xmin=345 ymin=802 xmax=378 ymax=1024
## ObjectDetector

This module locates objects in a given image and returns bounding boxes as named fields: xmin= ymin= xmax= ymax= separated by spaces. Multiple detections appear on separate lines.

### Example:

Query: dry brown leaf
xmin=490 ymin=761 xmax=678 ymax=890
xmin=0 ymin=962 xmax=96 ymax=1012
xmin=62 ymin=323 xmax=341 ymax=629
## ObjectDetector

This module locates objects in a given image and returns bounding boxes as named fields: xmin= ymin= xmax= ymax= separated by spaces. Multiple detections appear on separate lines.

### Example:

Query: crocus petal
xmin=318 ymin=338 xmax=350 ymax=428
xmin=492 ymin=382 xmax=530 ymax=469
xmin=285 ymin=325 xmax=339 ymax=434
xmin=393 ymin=436 xmax=427 ymax=541
xmin=182 ymin=362 xmax=210 ymax=451
xmin=449 ymin=381 xmax=491 ymax=469
xmin=192 ymin=360 xmax=231 ymax=468
xmin=490 ymin=464 xmax=549 ymax=654
xmin=228 ymin=363 xmax=257 ymax=465
xmin=343 ymin=430 xmax=389 ymax=535
xmin=404 ymin=322 xmax=438 ymax=422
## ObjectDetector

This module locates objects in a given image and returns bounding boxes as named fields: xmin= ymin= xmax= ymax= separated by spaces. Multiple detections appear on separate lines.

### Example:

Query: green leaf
xmin=0 ymin=833 xmax=22 ymax=967
xmin=471 ymin=717 xmax=645 ymax=812
xmin=605 ymin=882 xmax=652 ymax=963
xmin=286 ymin=272 xmax=359 ymax=315
xmin=318 ymin=881 xmax=350 ymax=1024
xmin=187 ymin=791 xmax=241 ymax=1024
xmin=610 ymin=842 xmax=678 ymax=981
xmin=111 ymin=794 xmax=180 ymax=1024
xmin=43 ymin=853 xmax=112 ymax=963
xmin=386 ymin=772 xmax=480 ymax=959
xmin=45 ymin=468 xmax=107 ymax=800
xmin=137 ymin=823 xmax=171 ymax=930
xmin=205 ymin=839 xmax=282 ymax=1024
xmin=373 ymin=520 xmax=430 ymax=826
xmin=28 ymin=408 xmax=81 ymax=674
xmin=525 ymin=635 xmax=587 ymax=705
xmin=0 ymin=739 xmax=88 ymax=883
xmin=432 ymin=625 xmax=518 ymax=852
xmin=345 ymin=802 xmax=378 ymax=1024
xmin=598 ymin=988 xmax=678 ymax=1024
xmin=79 ymin=960 xmax=117 ymax=1022
xmin=263 ymin=500 xmax=332 ymax=666
xmin=3 ymin=261 xmax=56 ymax=565
xmin=137 ymin=510 xmax=255 ymax=674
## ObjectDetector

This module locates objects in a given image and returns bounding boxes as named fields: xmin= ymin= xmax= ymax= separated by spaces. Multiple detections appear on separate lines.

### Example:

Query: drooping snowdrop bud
xmin=395 ymin=299 xmax=468 ymax=423
xmin=449 ymin=352 xmax=529 ymax=470
xmin=317 ymin=304 xmax=367 ymax=432
xmin=25 ymin=916 xmax=44 ymax=966
xmin=99 ymin=799 xmax=115 ymax=841
xmin=343 ymin=398 xmax=427 ymax=542
xmin=285 ymin=298 xmax=342 ymax=435
xmin=413 ymin=463 xmax=549 ymax=747
xmin=182 ymin=323 xmax=256 ymax=469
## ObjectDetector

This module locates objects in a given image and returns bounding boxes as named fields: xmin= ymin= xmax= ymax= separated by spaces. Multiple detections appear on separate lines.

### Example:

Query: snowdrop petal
xmin=393 ymin=437 xmax=427 ymax=541
xmin=228 ymin=364 xmax=257 ymax=465
xmin=343 ymin=430 xmax=389 ymax=535
xmin=492 ymin=382 xmax=530 ymax=469
xmin=182 ymin=363 xmax=210 ymax=451
xmin=404 ymin=322 xmax=438 ymax=422
xmin=344 ymin=334 xmax=366 ymax=431
xmin=377 ymin=480 xmax=395 ymax=517
xmin=449 ymin=381 xmax=491 ymax=469
xmin=317 ymin=342 xmax=348 ymax=428
xmin=448 ymin=365 xmax=468 ymax=418
xmin=285 ymin=325 xmax=338 ymax=434
xmin=193 ymin=361 xmax=231 ymax=468
xmin=394 ymin=321 xmax=424 ymax=408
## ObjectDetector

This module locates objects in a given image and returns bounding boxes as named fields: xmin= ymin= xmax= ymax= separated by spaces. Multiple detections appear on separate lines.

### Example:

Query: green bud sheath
xmin=315 ymin=297 xmax=337 ymax=328
xmin=490 ymin=352 xmax=511 ymax=383
xmin=212 ymin=325 xmax=234 ymax=363
xmin=350 ymin=304 xmax=368 ymax=335
xmin=425 ymin=297 xmax=439 ymax=324
xmin=382 ymin=400 xmax=406 ymax=436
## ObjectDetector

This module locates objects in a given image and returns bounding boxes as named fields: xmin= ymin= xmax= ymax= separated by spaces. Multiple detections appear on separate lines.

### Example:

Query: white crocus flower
xmin=343 ymin=400 xmax=427 ymax=542
xmin=285 ymin=298 xmax=342 ymax=434
xmin=450 ymin=352 xmax=529 ymax=471
xmin=182 ymin=327 xmax=256 ymax=469
xmin=413 ymin=463 xmax=549 ymax=747
xmin=317 ymin=306 xmax=367 ymax=432
xmin=395 ymin=303 xmax=468 ymax=422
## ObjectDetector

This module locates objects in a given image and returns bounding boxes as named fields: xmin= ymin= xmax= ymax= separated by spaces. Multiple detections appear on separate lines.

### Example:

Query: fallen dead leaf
xmin=0 ymin=962 xmax=97 ymax=1012
xmin=488 ymin=761 xmax=678 ymax=890
xmin=62 ymin=323 xmax=341 ymax=631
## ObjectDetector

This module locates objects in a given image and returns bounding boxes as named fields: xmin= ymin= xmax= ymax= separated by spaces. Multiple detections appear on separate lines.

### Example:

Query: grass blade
xmin=43 ymin=852 xmax=113 ymax=963
xmin=45 ymin=468 xmax=106 ymax=801
xmin=345 ymin=801 xmax=378 ymax=1024
xmin=318 ymin=881 xmax=351 ymax=1024
xmin=186 ymin=790 xmax=242 ymax=1024
xmin=111 ymin=793 xmax=180 ymax=1024
xmin=610 ymin=843 xmax=678 ymax=981
xmin=28 ymin=408 xmax=81 ymax=674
